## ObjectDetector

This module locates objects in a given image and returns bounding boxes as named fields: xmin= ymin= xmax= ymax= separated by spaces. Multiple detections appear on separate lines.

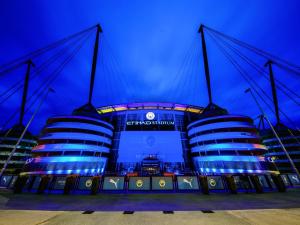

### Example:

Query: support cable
xmin=207 ymin=29 xmax=300 ymax=101
xmin=246 ymin=88 xmax=300 ymax=178
xmin=0 ymin=25 xmax=96 ymax=74
xmin=204 ymin=28 xmax=300 ymax=176
xmin=1 ymin=29 xmax=93 ymax=129
xmin=207 ymin=29 xmax=300 ymax=140
xmin=101 ymin=36 xmax=135 ymax=102
xmin=0 ymin=88 xmax=53 ymax=178
xmin=206 ymin=31 xmax=274 ymax=106
xmin=204 ymin=25 xmax=300 ymax=71
xmin=0 ymin=29 xmax=93 ymax=105
xmin=207 ymin=31 xmax=300 ymax=129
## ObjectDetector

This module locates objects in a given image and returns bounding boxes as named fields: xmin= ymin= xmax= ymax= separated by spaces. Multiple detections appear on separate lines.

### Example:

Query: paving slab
xmin=0 ymin=209 xmax=300 ymax=225
xmin=1 ymin=189 xmax=300 ymax=211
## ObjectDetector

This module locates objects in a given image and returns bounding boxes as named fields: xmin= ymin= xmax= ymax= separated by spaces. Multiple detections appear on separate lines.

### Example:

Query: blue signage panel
xmin=207 ymin=176 xmax=224 ymax=190
xmin=288 ymin=174 xmax=300 ymax=186
xmin=0 ymin=175 xmax=12 ymax=187
xmin=152 ymin=177 xmax=173 ymax=190
xmin=118 ymin=131 xmax=184 ymax=163
xmin=78 ymin=176 xmax=93 ymax=190
xmin=281 ymin=174 xmax=291 ymax=186
xmin=233 ymin=176 xmax=242 ymax=189
xmin=258 ymin=175 xmax=270 ymax=188
xmin=31 ymin=176 xmax=42 ymax=189
xmin=103 ymin=176 xmax=125 ymax=190
xmin=234 ymin=176 xmax=252 ymax=190
xmin=53 ymin=177 xmax=66 ymax=190
xmin=128 ymin=177 xmax=150 ymax=190
xmin=177 ymin=176 xmax=199 ymax=190
xmin=8 ymin=176 xmax=18 ymax=188
xmin=266 ymin=175 xmax=276 ymax=189
xmin=23 ymin=176 xmax=33 ymax=190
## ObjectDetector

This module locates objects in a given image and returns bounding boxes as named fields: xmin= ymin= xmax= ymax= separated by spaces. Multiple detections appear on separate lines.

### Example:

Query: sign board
xmin=78 ymin=177 xmax=93 ymax=190
xmin=128 ymin=177 xmax=150 ymax=190
xmin=233 ymin=176 xmax=243 ymax=189
xmin=0 ymin=175 xmax=12 ymax=187
xmin=207 ymin=176 xmax=224 ymax=190
xmin=53 ymin=176 xmax=66 ymax=190
xmin=258 ymin=175 xmax=270 ymax=188
xmin=103 ymin=176 xmax=125 ymax=190
xmin=177 ymin=176 xmax=199 ymax=190
xmin=126 ymin=121 xmax=175 ymax=126
xmin=31 ymin=176 xmax=42 ymax=189
xmin=280 ymin=174 xmax=291 ymax=186
xmin=266 ymin=175 xmax=277 ymax=189
xmin=8 ymin=176 xmax=18 ymax=188
xmin=234 ymin=176 xmax=252 ymax=190
xmin=288 ymin=174 xmax=300 ymax=186
xmin=152 ymin=177 xmax=173 ymax=190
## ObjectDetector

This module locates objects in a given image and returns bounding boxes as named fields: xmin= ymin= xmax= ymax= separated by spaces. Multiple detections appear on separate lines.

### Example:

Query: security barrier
xmin=4 ymin=173 xmax=300 ymax=194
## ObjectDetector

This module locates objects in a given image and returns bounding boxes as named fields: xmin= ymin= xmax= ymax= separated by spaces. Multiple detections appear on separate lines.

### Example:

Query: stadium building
xmin=2 ymin=25 xmax=298 ymax=193
xmin=21 ymin=102 xmax=277 ymax=178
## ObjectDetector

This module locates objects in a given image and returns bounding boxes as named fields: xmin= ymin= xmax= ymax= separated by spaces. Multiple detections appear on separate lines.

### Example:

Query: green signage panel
xmin=152 ymin=177 xmax=173 ymax=190
xmin=128 ymin=177 xmax=150 ymax=190
xmin=103 ymin=176 xmax=125 ymax=190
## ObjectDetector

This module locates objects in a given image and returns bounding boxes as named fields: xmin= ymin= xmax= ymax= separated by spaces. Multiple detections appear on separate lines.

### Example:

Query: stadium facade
xmin=1 ymin=25 xmax=299 ymax=193
xmin=21 ymin=102 xmax=277 ymax=178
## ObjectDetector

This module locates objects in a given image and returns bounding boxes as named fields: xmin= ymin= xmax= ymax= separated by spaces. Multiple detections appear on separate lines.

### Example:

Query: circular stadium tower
xmin=22 ymin=105 xmax=114 ymax=176
xmin=188 ymin=106 xmax=275 ymax=175
xmin=261 ymin=124 xmax=300 ymax=174
xmin=0 ymin=124 xmax=37 ymax=175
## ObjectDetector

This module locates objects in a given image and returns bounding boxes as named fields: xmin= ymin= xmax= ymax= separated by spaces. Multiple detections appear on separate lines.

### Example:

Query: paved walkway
xmin=0 ymin=189 xmax=300 ymax=224
xmin=0 ymin=209 xmax=300 ymax=225
xmin=1 ymin=189 xmax=300 ymax=211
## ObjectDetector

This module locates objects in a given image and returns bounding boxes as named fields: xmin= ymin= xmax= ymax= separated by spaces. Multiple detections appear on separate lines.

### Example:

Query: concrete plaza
xmin=0 ymin=189 xmax=300 ymax=224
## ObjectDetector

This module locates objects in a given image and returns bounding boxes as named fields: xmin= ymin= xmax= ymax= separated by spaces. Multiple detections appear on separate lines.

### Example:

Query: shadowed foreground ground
xmin=0 ymin=188 xmax=300 ymax=211
xmin=0 ymin=189 xmax=300 ymax=225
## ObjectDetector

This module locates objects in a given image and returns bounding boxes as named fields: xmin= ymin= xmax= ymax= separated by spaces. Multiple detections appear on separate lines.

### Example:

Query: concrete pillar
xmin=199 ymin=175 xmax=209 ymax=195
xmin=224 ymin=175 xmax=237 ymax=194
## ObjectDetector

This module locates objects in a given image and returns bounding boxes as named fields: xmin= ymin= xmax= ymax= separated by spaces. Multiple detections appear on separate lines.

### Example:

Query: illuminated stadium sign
xmin=146 ymin=111 xmax=155 ymax=120
xmin=126 ymin=111 xmax=174 ymax=126
xmin=126 ymin=120 xmax=175 ymax=126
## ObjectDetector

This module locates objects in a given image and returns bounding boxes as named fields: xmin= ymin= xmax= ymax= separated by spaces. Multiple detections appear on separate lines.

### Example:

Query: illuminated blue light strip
xmin=188 ymin=122 xmax=253 ymax=136
xmin=33 ymin=156 xmax=107 ymax=163
xmin=40 ymin=132 xmax=111 ymax=144
xmin=190 ymin=132 xmax=258 ymax=144
xmin=199 ymin=167 xmax=265 ymax=174
xmin=52 ymin=115 xmax=114 ymax=128
xmin=47 ymin=122 xmax=113 ymax=135
xmin=193 ymin=155 xmax=264 ymax=162
xmin=23 ymin=167 xmax=105 ymax=175
xmin=191 ymin=143 xmax=267 ymax=152
xmin=265 ymin=151 xmax=300 ymax=156
xmin=187 ymin=115 xmax=246 ymax=128
xmin=33 ymin=143 xmax=110 ymax=152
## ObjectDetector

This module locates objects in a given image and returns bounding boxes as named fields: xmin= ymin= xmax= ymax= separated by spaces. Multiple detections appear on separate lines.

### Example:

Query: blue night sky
xmin=0 ymin=0 xmax=300 ymax=134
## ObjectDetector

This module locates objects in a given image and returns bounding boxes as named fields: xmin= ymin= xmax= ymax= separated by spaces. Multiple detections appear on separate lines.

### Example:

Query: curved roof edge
xmin=96 ymin=102 xmax=204 ymax=114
